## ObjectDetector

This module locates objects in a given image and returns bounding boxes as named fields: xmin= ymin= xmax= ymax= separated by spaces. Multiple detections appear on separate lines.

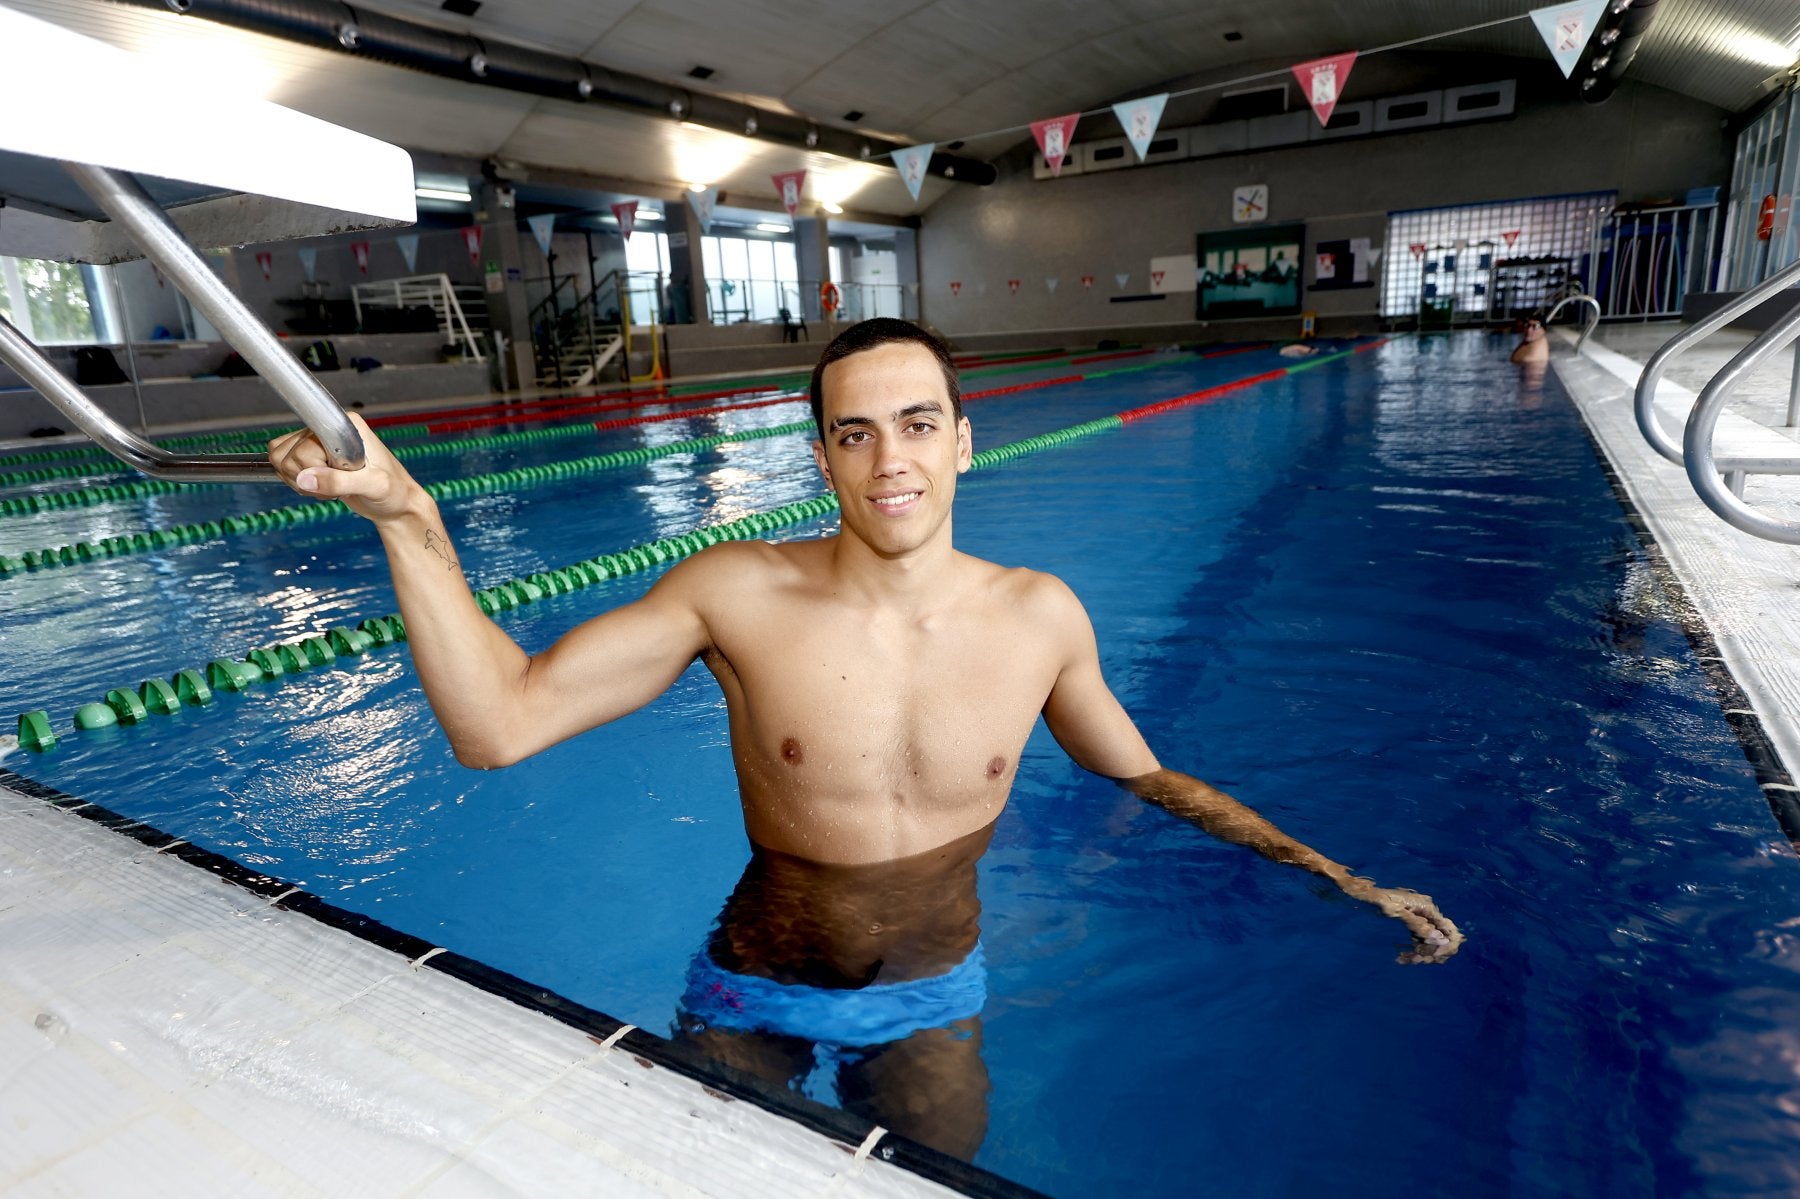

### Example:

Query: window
xmin=1 ymin=255 xmax=99 ymax=343
xmin=702 ymin=233 xmax=800 ymax=322
xmin=623 ymin=231 xmax=670 ymax=277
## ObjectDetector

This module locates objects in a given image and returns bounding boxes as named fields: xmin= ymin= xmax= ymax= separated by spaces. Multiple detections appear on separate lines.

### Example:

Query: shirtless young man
xmin=1511 ymin=317 xmax=1550 ymax=364
xmin=268 ymin=318 xmax=1461 ymax=1153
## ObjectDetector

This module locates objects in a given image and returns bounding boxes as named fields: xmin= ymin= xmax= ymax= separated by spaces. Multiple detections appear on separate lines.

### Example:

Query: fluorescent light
xmin=636 ymin=209 xmax=663 ymax=220
xmin=1725 ymin=31 xmax=1799 ymax=68
xmin=821 ymin=202 xmax=844 ymax=214
xmin=415 ymin=186 xmax=473 ymax=202
xmin=688 ymin=182 xmax=708 ymax=192
xmin=756 ymin=222 xmax=792 ymax=234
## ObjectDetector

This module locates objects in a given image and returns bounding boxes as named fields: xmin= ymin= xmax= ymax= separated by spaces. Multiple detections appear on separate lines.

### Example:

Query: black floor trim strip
xmin=0 ymin=765 xmax=1049 ymax=1199
xmin=1567 ymin=415 xmax=1800 ymax=853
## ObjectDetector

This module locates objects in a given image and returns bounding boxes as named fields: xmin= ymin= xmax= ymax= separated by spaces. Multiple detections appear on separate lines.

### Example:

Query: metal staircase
xmin=351 ymin=273 xmax=486 ymax=361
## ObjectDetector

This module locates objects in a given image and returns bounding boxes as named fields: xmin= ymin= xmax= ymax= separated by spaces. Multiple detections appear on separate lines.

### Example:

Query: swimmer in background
xmin=268 ymin=319 xmax=1463 ymax=1157
xmin=1511 ymin=317 xmax=1550 ymax=364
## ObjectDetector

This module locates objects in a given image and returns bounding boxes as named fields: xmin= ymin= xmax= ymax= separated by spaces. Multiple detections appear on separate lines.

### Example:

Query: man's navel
xmin=780 ymin=737 xmax=805 ymax=766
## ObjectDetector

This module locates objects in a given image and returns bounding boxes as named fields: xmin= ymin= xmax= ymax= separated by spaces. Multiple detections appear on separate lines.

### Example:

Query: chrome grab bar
xmin=0 ymin=164 xmax=365 ymax=482
xmin=1545 ymin=293 xmax=1600 ymax=353
xmin=1683 ymin=296 xmax=1800 ymax=543
xmin=1635 ymin=257 xmax=1800 ymax=465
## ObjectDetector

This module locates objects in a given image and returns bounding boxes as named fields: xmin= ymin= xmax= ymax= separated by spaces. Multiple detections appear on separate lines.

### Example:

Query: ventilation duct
xmin=126 ymin=0 xmax=996 ymax=186
xmin=1578 ymin=0 xmax=1661 ymax=105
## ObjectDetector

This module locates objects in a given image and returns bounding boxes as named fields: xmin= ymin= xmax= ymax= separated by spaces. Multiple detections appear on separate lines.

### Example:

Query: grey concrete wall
xmin=919 ymin=76 xmax=1732 ymax=339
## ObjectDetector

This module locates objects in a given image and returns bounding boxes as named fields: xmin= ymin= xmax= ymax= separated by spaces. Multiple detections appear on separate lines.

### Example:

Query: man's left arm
xmin=1035 ymin=578 xmax=1462 ymax=965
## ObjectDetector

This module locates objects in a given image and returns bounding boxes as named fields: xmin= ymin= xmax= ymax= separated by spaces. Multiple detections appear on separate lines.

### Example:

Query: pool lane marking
xmin=0 ymin=344 xmax=1260 ymax=535
xmin=11 ymin=341 xmax=1385 ymax=747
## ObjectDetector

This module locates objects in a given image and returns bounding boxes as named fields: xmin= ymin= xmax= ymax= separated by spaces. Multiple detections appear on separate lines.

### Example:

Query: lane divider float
xmin=12 ymin=339 xmax=1385 ymax=751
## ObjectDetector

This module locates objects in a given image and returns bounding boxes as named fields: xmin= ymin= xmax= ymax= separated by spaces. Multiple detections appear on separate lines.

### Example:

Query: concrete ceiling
xmin=9 ymin=0 xmax=1800 ymax=219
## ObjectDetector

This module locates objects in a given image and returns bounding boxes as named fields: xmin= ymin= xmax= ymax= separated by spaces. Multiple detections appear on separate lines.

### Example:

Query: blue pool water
xmin=5 ymin=336 xmax=1800 ymax=1196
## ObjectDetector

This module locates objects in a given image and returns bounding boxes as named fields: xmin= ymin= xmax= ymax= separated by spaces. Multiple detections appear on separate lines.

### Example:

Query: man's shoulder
xmin=956 ymin=555 xmax=1085 ymax=617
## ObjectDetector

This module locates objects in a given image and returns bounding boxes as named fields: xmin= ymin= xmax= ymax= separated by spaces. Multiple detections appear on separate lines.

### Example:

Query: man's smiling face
xmin=813 ymin=342 xmax=972 ymax=559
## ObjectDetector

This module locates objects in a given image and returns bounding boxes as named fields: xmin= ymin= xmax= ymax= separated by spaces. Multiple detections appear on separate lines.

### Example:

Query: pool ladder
xmin=1631 ymin=258 xmax=1800 ymax=544
xmin=0 ymin=165 xmax=362 ymax=483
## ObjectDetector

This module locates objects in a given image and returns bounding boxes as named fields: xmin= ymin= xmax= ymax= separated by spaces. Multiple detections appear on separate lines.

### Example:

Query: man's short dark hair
xmin=809 ymin=318 xmax=960 ymax=435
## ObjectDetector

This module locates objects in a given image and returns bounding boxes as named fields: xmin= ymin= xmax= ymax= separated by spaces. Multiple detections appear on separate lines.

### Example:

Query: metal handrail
xmin=0 ymin=164 xmax=364 ymax=481
xmin=1635 ymin=257 xmax=1800 ymax=465
xmin=1545 ymin=293 xmax=1601 ymax=353
xmin=1683 ymin=292 xmax=1800 ymax=543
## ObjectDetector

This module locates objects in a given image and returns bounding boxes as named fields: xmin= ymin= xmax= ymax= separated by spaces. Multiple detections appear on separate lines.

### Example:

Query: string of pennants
xmin=848 ymin=0 xmax=1607 ymax=205
xmin=230 ymin=3 xmax=1608 ymax=286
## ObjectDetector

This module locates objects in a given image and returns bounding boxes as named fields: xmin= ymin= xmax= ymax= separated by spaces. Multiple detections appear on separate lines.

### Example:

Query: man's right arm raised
xmin=269 ymin=414 xmax=712 ymax=768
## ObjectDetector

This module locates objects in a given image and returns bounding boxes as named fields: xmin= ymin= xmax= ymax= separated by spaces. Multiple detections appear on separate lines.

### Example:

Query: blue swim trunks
xmin=678 ymin=943 xmax=987 ymax=1048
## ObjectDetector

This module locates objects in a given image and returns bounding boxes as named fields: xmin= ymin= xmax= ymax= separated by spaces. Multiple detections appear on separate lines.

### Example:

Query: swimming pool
xmin=5 ymin=335 xmax=1798 ymax=1196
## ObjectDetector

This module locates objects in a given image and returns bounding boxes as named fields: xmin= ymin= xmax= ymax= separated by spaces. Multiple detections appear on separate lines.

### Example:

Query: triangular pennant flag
xmin=772 ymin=170 xmax=806 ymax=218
xmin=396 ymin=234 xmax=419 ymax=273
xmin=1046 ymin=277 xmax=1059 ymax=292
xmin=688 ymin=186 xmax=718 ymax=234
xmin=298 ymin=247 xmax=317 ymax=282
xmin=1081 ymin=274 xmax=1094 ymax=289
xmin=1502 ymin=229 xmax=1522 ymax=247
xmin=1115 ymin=273 xmax=1130 ymax=289
xmin=528 ymin=213 xmax=556 ymax=259
xmin=1151 ymin=268 xmax=1165 ymax=288
xmin=461 ymin=226 xmax=483 ymax=265
xmin=255 ymin=251 xmax=273 ymax=282
xmin=350 ymin=240 xmax=371 ymax=275
xmin=891 ymin=144 xmax=934 ymax=203
xmin=1031 ymin=113 xmax=1081 ymax=178
xmin=1111 ymin=93 xmax=1169 ymax=162
xmin=1293 ymin=52 xmax=1357 ymax=126
xmin=1007 ymin=279 xmax=1021 ymax=295
xmin=905 ymin=283 xmax=919 ymax=295
xmin=1409 ymin=243 xmax=1427 ymax=260
xmin=612 ymin=201 xmax=638 ymax=241
xmin=950 ymin=281 xmax=962 ymax=296
xmin=1530 ymin=1 xmax=1606 ymax=77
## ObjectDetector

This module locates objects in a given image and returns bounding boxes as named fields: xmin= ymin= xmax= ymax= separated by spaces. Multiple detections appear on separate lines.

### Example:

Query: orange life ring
xmin=820 ymin=281 xmax=842 ymax=313
xmin=1759 ymin=194 xmax=1777 ymax=240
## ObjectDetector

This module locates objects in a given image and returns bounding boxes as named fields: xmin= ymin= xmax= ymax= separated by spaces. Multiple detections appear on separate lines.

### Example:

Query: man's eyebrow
xmin=828 ymin=400 xmax=946 ymax=431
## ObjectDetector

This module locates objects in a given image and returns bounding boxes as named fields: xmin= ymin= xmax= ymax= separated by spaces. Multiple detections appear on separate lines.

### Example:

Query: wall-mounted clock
xmin=1233 ymin=184 xmax=1268 ymax=223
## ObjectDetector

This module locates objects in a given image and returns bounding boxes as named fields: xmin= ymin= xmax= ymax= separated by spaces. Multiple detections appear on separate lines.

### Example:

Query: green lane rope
xmin=9 ymin=341 xmax=1393 ymax=748
xmin=0 ymin=419 xmax=818 ymax=576
xmin=0 ymin=345 xmax=1140 ymax=487
xmin=10 ymin=404 xmax=1145 ymax=752
xmin=0 ymin=347 xmax=1204 ymax=529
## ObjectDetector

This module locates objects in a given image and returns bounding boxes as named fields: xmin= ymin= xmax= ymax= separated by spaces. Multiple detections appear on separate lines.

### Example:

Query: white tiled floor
xmin=1554 ymin=322 xmax=1800 ymax=812
xmin=0 ymin=786 xmax=962 ymax=1198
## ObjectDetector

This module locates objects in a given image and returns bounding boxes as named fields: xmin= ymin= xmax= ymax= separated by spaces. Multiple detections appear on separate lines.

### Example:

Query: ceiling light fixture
xmin=636 ymin=209 xmax=663 ymax=220
xmin=688 ymin=182 xmax=708 ymax=192
xmin=756 ymin=222 xmax=791 ymax=234
xmin=821 ymin=202 xmax=843 ymax=214
xmin=415 ymin=186 xmax=473 ymax=202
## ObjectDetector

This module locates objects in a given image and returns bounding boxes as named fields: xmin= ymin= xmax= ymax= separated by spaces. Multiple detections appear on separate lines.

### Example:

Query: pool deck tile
xmin=1554 ymin=322 xmax=1800 ymax=835
xmin=0 ymin=781 xmax=965 ymax=1198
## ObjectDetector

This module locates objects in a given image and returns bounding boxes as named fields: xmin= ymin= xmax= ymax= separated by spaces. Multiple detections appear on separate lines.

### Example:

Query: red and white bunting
xmin=771 ymin=170 xmax=807 ymax=217
xmin=1030 ymin=113 xmax=1081 ymax=178
xmin=612 ymin=201 xmax=639 ymax=241
xmin=1007 ymin=278 xmax=1021 ymax=295
xmin=351 ymin=240 xmax=371 ymax=275
xmin=396 ymin=234 xmax=420 ymax=273
xmin=1046 ymin=277 xmax=1059 ymax=293
xmin=1150 ymin=269 xmax=1165 ymax=288
xmin=1115 ymin=273 xmax=1130 ymax=289
xmin=1502 ymin=230 xmax=1521 ymax=247
xmin=688 ymin=186 xmax=719 ymax=234
xmin=255 ymin=251 xmax=273 ymax=282
xmin=1292 ymin=51 xmax=1357 ymax=127
xmin=461 ymin=226 xmax=483 ymax=265
xmin=298 ymin=247 xmax=318 ymax=281
xmin=950 ymin=280 xmax=962 ymax=296
xmin=1081 ymin=274 xmax=1094 ymax=289
xmin=1409 ymin=243 xmax=1427 ymax=260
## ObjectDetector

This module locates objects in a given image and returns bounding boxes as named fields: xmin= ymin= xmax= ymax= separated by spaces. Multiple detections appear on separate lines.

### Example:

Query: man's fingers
xmin=296 ymin=463 xmax=385 ymax=502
